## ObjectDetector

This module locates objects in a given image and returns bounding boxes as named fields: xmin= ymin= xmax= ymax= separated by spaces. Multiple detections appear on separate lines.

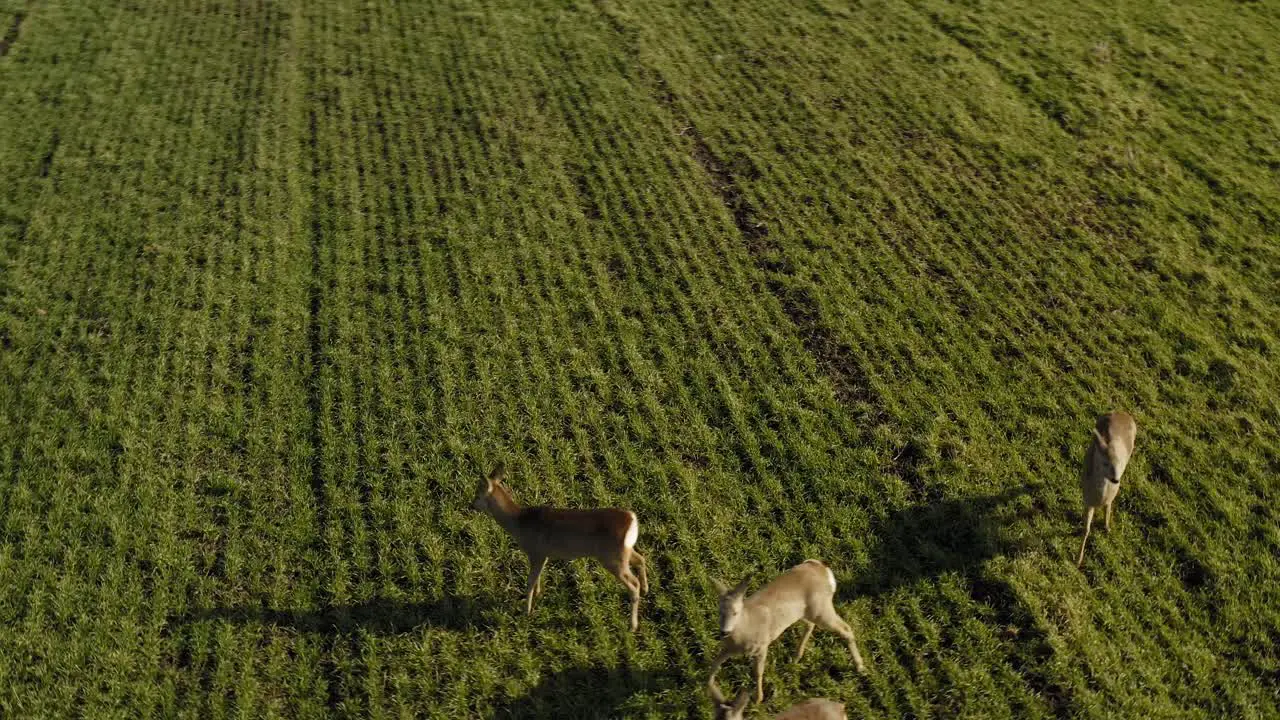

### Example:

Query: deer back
xmin=744 ymin=560 xmax=837 ymax=643
xmin=774 ymin=699 xmax=847 ymax=720
xmin=513 ymin=506 xmax=636 ymax=561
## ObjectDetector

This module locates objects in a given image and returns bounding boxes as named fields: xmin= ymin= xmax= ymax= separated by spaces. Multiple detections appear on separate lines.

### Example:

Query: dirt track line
xmin=589 ymin=2 xmax=890 ymax=435
xmin=0 ymin=11 xmax=24 ymax=57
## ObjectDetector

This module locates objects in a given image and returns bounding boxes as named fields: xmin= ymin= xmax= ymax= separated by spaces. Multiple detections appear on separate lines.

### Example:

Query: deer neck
xmin=487 ymin=484 xmax=525 ymax=534
xmin=727 ymin=603 xmax=771 ymax=648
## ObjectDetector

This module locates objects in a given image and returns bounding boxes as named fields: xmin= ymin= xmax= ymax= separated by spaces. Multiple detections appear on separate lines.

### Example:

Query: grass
xmin=1 ymin=0 xmax=1278 ymax=717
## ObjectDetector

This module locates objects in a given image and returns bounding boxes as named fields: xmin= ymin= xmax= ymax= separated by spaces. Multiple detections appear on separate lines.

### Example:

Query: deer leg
xmin=753 ymin=647 xmax=768 ymax=703
xmin=627 ymin=573 xmax=641 ymax=632
xmin=815 ymin=607 xmax=866 ymax=673
xmin=608 ymin=560 xmax=642 ymax=632
xmin=1105 ymin=502 xmax=1113 ymax=533
xmin=629 ymin=550 xmax=649 ymax=595
xmin=796 ymin=620 xmax=816 ymax=661
xmin=1077 ymin=506 xmax=1095 ymax=567
xmin=707 ymin=646 xmax=735 ymax=697
xmin=534 ymin=557 xmax=548 ymax=597
xmin=526 ymin=554 xmax=547 ymax=615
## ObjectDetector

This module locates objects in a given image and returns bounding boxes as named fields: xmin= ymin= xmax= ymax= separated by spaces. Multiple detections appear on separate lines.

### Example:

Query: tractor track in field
xmin=304 ymin=57 xmax=348 ymax=715
xmin=588 ymin=0 xmax=883 ymax=427
xmin=0 ymin=10 xmax=24 ymax=57
xmin=305 ymin=96 xmax=328 ymax=575
xmin=585 ymin=0 xmax=931 ymax=503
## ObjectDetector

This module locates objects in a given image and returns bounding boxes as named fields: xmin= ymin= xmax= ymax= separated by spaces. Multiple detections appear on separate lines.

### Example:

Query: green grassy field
xmin=2 ymin=0 xmax=1279 ymax=717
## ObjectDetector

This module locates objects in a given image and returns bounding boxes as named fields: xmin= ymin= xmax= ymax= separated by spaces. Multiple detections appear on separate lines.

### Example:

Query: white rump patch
xmin=826 ymin=566 xmax=837 ymax=594
xmin=624 ymin=512 xmax=639 ymax=548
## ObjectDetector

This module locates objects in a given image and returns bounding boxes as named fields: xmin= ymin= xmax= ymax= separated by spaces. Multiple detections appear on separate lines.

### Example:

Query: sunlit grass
xmin=1 ymin=0 xmax=1277 ymax=717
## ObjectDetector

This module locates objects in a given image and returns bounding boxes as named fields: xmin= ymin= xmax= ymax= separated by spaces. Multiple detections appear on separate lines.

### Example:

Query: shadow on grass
xmin=179 ymin=595 xmax=496 ymax=634
xmin=844 ymin=487 xmax=1076 ymax=716
xmin=491 ymin=665 xmax=681 ymax=719
xmin=847 ymin=487 xmax=1030 ymax=599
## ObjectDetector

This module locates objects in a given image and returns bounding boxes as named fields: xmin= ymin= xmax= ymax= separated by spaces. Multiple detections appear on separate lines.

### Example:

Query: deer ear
xmin=708 ymin=680 xmax=726 ymax=704
xmin=732 ymin=689 xmax=750 ymax=712
xmin=1093 ymin=428 xmax=1108 ymax=449
xmin=712 ymin=577 xmax=730 ymax=596
xmin=731 ymin=576 xmax=751 ymax=597
xmin=488 ymin=463 xmax=507 ymax=483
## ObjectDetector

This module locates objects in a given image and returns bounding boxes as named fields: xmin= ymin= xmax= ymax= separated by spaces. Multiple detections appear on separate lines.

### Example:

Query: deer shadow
xmin=178 ymin=595 xmax=497 ymax=635
xmin=490 ymin=665 xmax=681 ymax=719
xmin=840 ymin=487 xmax=1079 ymax=715
xmin=844 ymin=487 xmax=1035 ymax=601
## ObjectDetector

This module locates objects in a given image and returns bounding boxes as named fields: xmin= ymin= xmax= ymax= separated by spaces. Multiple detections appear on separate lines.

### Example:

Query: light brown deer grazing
xmin=709 ymin=684 xmax=846 ymax=720
xmin=770 ymin=699 xmax=848 ymax=720
xmin=471 ymin=464 xmax=649 ymax=631
xmin=1077 ymin=411 xmax=1138 ymax=567
xmin=709 ymin=559 xmax=865 ymax=704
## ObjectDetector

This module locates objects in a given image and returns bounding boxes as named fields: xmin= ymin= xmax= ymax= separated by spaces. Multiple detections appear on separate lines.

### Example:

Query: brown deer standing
xmin=471 ymin=464 xmax=649 ymax=631
xmin=1078 ymin=411 xmax=1138 ymax=567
